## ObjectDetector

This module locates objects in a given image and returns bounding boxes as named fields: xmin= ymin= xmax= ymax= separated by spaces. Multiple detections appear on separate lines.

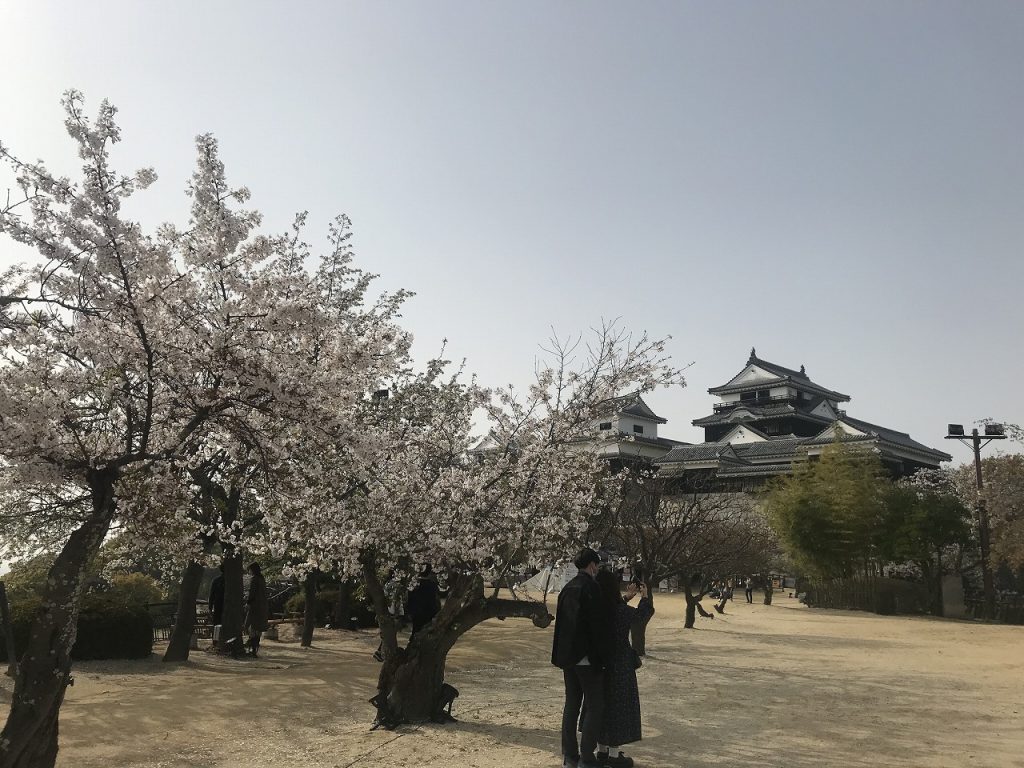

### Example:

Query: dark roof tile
xmin=598 ymin=392 xmax=667 ymax=424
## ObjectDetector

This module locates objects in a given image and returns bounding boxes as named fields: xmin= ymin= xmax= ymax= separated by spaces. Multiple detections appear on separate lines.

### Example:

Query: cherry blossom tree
xmin=0 ymin=93 xmax=409 ymax=765
xmin=979 ymin=455 xmax=1024 ymax=572
xmin=597 ymin=476 xmax=778 ymax=633
xmin=948 ymin=455 xmax=1024 ymax=578
xmin=110 ymin=150 xmax=411 ymax=663
xmin=0 ymin=93 xmax=216 ymax=767
xmin=267 ymin=324 xmax=685 ymax=724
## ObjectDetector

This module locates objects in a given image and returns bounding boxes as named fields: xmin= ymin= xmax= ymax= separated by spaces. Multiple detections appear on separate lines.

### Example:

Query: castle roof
xmin=708 ymin=349 xmax=850 ymax=402
xmin=656 ymin=421 xmax=950 ymax=472
xmin=598 ymin=392 xmax=668 ymax=424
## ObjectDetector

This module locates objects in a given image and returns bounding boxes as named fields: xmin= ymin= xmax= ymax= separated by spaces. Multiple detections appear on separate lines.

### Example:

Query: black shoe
xmin=372 ymin=649 xmax=384 ymax=662
xmin=597 ymin=753 xmax=633 ymax=768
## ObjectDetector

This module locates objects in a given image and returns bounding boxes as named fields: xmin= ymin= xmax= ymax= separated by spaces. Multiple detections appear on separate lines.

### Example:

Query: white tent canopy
xmin=519 ymin=563 xmax=578 ymax=595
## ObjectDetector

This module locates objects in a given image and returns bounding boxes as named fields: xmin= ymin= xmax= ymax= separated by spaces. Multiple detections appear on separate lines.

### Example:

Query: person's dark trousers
xmin=561 ymin=665 xmax=605 ymax=762
xmin=745 ymin=589 xmax=753 ymax=604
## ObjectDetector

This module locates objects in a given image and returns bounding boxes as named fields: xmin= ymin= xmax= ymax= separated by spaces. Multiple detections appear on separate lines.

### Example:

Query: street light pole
xmin=946 ymin=423 xmax=1006 ymax=621
xmin=971 ymin=430 xmax=997 ymax=620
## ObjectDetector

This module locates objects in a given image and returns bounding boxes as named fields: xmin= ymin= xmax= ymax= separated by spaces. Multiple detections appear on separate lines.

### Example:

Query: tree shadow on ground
xmin=450 ymin=716 xmax=561 ymax=753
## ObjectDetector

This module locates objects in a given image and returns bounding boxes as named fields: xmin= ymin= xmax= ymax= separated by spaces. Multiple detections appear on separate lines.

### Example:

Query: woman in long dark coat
xmin=593 ymin=569 xmax=654 ymax=767
xmin=244 ymin=563 xmax=269 ymax=657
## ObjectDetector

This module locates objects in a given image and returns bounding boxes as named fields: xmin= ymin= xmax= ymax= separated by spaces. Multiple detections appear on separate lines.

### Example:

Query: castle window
xmin=633 ymin=424 xmax=645 ymax=435
xmin=599 ymin=422 xmax=612 ymax=431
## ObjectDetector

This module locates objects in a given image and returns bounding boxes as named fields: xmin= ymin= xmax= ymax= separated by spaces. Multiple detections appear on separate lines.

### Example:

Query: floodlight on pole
xmin=945 ymin=422 xmax=1007 ymax=620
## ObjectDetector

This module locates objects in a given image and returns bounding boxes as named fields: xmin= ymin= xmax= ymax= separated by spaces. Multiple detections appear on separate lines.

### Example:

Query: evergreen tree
xmin=765 ymin=440 xmax=886 ymax=578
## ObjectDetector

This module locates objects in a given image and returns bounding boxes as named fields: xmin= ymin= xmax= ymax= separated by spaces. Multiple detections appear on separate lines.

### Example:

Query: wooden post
xmin=0 ymin=581 xmax=17 ymax=677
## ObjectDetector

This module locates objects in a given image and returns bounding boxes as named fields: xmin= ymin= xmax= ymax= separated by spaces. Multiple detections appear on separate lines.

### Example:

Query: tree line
xmin=764 ymin=438 xmax=1024 ymax=616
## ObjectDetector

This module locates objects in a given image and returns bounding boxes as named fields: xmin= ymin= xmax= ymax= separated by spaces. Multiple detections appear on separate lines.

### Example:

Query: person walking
xmin=244 ymin=562 xmax=269 ymax=657
xmin=552 ymin=549 xmax=612 ymax=768
xmin=744 ymin=576 xmax=754 ymax=604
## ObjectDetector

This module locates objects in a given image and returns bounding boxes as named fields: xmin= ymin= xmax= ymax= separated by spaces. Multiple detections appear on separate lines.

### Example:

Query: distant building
xmin=468 ymin=391 xmax=687 ymax=467
xmin=592 ymin=392 xmax=688 ymax=466
xmin=654 ymin=349 xmax=950 ymax=489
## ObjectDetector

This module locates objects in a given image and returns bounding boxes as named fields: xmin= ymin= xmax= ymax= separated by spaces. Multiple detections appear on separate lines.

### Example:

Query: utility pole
xmin=946 ymin=423 xmax=1006 ymax=620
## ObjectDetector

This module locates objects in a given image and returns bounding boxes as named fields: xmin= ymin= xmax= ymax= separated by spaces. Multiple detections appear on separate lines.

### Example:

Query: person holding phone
xmin=592 ymin=571 xmax=654 ymax=768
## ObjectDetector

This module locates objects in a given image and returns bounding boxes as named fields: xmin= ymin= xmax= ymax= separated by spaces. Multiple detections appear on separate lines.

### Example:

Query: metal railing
xmin=713 ymin=394 xmax=796 ymax=411
xmin=965 ymin=594 xmax=1024 ymax=624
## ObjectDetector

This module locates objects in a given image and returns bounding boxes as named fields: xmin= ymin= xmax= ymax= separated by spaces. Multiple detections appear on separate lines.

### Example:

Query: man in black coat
xmin=551 ymin=548 xmax=612 ymax=768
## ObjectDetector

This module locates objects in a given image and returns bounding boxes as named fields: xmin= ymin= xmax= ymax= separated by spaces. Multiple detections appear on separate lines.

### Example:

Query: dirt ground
xmin=2 ymin=593 xmax=1022 ymax=768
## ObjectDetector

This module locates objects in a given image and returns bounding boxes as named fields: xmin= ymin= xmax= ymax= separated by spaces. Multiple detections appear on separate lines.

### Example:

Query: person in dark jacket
xmin=244 ymin=562 xmax=269 ymax=657
xmin=592 ymin=570 xmax=654 ymax=768
xmin=407 ymin=566 xmax=442 ymax=639
xmin=208 ymin=565 xmax=225 ymax=625
xmin=551 ymin=548 xmax=613 ymax=768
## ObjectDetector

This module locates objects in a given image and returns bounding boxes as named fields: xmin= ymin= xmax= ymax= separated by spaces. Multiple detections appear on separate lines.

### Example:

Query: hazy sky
xmin=2 ymin=1 xmax=1022 ymax=459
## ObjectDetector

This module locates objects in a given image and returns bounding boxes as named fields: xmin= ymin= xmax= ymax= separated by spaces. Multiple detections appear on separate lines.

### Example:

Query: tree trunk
xmin=218 ymin=550 xmax=245 ymax=657
xmin=0 ymin=468 xmax=116 ymax=768
xmin=375 ymin=638 xmax=448 ymax=725
xmin=0 ymin=582 xmax=17 ymax=679
xmin=366 ymin=567 xmax=551 ymax=727
xmin=932 ymin=575 xmax=944 ymax=618
xmin=301 ymin=570 xmax=318 ymax=647
xmin=684 ymin=576 xmax=713 ymax=628
xmin=933 ymin=549 xmax=945 ymax=618
xmin=683 ymin=586 xmax=698 ymax=629
xmin=333 ymin=580 xmax=353 ymax=630
xmin=361 ymin=559 xmax=399 ymax=662
xmin=163 ymin=561 xmax=205 ymax=662
xmin=921 ymin=561 xmax=944 ymax=617
xmin=714 ymin=595 xmax=728 ymax=614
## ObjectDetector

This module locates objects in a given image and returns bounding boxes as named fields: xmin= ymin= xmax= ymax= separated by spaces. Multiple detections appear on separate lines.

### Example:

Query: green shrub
xmin=100 ymin=572 xmax=166 ymax=607
xmin=349 ymin=584 xmax=379 ymax=628
xmin=283 ymin=590 xmax=305 ymax=616
xmin=285 ymin=589 xmax=338 ymax=625
xmin=3 ymin=557 xmax=165 ymax=607
xmin=75 ymin=598 xmax=154 ymax=659
xmin=285 ymin=585 xmax=377 ymax=628
xmin=0 ymin=596 xmax=153 ymax=662
xmin=1 ymin=555 xmax=59 ymax=601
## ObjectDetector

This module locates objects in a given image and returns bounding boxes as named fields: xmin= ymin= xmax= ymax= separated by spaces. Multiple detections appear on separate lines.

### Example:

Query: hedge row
xmin=0 ymin=597 xmax=153 ymax=662
xmin=801 ymin=576 xmax=930 ymax=615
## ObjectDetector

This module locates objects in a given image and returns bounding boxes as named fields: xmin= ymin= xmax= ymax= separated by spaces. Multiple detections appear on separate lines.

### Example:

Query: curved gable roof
xmin=708 ymin=351 xmax=850 ymax=402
